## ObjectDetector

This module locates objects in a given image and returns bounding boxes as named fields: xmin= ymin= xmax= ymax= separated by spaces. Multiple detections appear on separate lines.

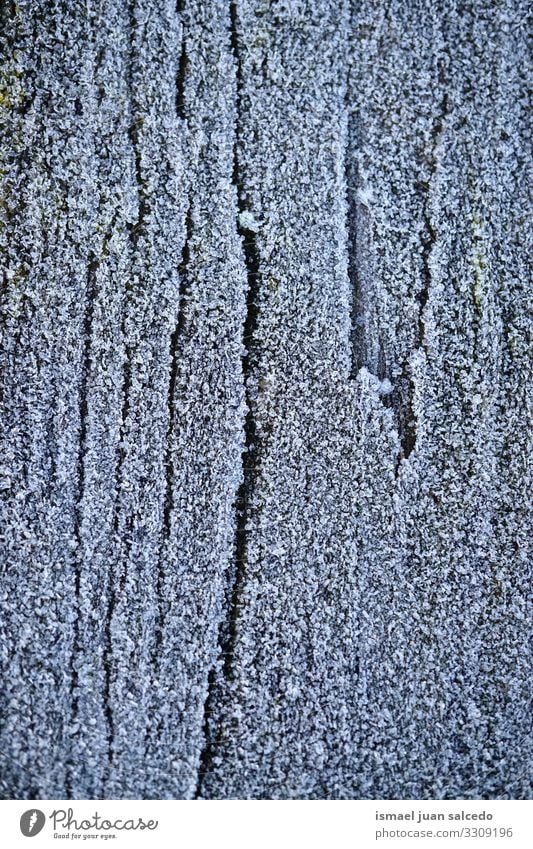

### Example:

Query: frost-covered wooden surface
xmin=0 ymin=0 xmax=530 ymax=799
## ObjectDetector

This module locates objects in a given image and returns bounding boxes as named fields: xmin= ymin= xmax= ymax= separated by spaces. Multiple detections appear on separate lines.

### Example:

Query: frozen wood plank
xmin=0 ymin=0 xmax=530 ymax=800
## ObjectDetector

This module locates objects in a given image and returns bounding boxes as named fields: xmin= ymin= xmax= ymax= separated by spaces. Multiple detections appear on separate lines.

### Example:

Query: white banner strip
xmin=1 ymin=799 xmax=531 ymax=849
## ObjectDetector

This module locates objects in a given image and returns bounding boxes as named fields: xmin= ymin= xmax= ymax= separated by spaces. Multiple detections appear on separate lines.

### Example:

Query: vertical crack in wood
xmin=161 ymin=203 xmax=192 ymax=543
xmin=346 ymin=116 xmax=371 ymax=378
xmin=347 ymin=91 xmax=448 ymax=468
xmin=175 ymin=15 xmax=187 ymax=120
xmin=345 ymin=114 xmax=387 ymax=384
xmin=418 ymin=92 xmax=448 ymax=350
xmin=104 ymin=0 xmax=147 ymax=776
xmin=154 ymin=201 xmax=193 ymax=669
xmin=195 ymin=0 xmax=260 ymax=797
xmin=398 ymin=92 xmax=449 ymax=463
xmin=126 ymin=104 xmax=151 ymax=246
xmin=68 ymin=250 xmax=97 ymax=797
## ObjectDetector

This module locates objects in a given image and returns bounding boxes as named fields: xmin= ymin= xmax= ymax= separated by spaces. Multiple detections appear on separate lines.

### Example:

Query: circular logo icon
xmin=20 ymin=810 xmax=45 ymax=837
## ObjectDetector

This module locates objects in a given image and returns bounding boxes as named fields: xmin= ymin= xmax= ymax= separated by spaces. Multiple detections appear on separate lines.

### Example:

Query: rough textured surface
xmin=0 ymin=0 xmax=531 ymax=800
